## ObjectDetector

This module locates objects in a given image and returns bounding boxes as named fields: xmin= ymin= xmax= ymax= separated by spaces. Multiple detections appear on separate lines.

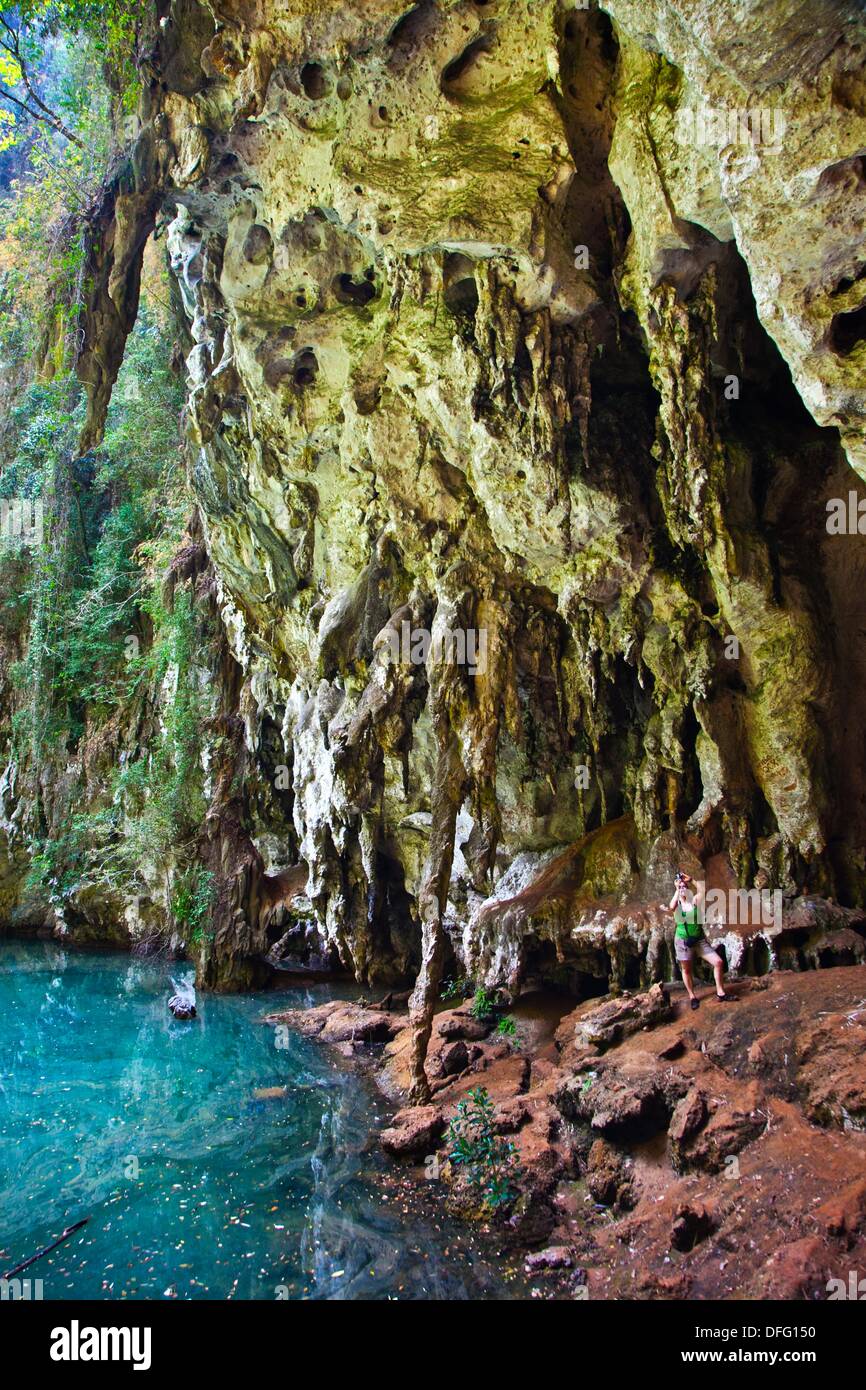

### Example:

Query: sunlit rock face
xmin=80 ymin=0 xmax=866 ymax=994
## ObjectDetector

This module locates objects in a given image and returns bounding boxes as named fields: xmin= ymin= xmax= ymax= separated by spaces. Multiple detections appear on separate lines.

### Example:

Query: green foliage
xmin=24 ymin=813 xmax=92 ymax=895
xmin=441 ymin=974 xmax=470 ymax=1001
xmin=22 ymin=576 xmax=210 ymax=902
xmin=0 ymin=3 xmax=199 ymax=921
xmin=0 ymin=103 xmax=14 ymax=153
xmin=108 ymin=588 xmax=209 ymax=876
xmin=171 ymin=865 xmax=215 ymax=945
xmin=0 ymin=543 xmax=30 ymax=636
xmin=496 ymin=1015 xmax=518 ymax=1043
xmin=16 ymin=1 xmax=147 ymax=110
xmin=6 ymin=302 xmax=185 ymax=758
xmin=470 ymin=986 xmax=496 ymax=1021
xmin=0 ymin=5 xmax=139 ymax=364
xmin=3 ymin=294 xmax=193 ymax=904
xmin=447 ymin=1087 xmax=522 ymax=1212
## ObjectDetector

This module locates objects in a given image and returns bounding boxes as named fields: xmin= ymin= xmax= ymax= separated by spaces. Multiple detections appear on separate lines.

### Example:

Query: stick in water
xmin=2 ymin=1218 xmax=89 ymax=1280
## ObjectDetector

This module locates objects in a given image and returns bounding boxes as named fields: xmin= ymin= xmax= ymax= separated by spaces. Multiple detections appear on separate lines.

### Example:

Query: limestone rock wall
xmin=66 ymin=0 xmax=866 ymax=1002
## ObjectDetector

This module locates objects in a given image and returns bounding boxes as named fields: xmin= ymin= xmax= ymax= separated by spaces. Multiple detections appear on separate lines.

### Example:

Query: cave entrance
xmin=621 ymin=952 xmax=642 ymax=991
xmin=655 ymin=938 xmax=673 ymax=984
xmin=523 ymin=937 xmax=609 ymax=999
xmin=749 ymin=937 xmax=771 ymax=977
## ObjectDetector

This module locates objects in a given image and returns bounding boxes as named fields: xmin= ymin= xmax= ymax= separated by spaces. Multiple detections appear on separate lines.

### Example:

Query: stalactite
xmin=408 ymin=707 xmax=466 ymax=1102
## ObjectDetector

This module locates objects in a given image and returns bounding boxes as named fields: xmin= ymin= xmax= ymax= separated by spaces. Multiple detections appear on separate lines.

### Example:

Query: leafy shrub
xmin=469 ymin=986 xmax=496 ymax=1020
xmin=447 ymin=1086 xmax=522 ymax=1212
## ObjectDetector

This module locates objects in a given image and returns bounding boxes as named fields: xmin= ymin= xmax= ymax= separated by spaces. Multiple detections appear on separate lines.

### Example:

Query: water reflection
xmin=0 ymin=941 xmax=525 ymax=1300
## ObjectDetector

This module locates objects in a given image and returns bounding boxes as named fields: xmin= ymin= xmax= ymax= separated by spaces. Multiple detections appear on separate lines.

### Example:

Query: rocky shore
xmin=266 ymin=963 xmax=866 ymax=1299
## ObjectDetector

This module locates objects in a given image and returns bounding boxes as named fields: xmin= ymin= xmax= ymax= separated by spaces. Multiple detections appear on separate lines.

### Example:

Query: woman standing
xmin=662 ymin=870 xmax=729 ymax=1010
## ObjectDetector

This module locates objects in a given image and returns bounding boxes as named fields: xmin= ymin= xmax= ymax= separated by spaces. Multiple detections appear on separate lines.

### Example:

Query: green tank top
xmin=674 ymin=902 xmax=704 ymax=941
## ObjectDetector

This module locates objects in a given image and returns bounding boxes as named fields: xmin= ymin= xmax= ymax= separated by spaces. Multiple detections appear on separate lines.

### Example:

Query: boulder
xmin=264 ymin=1000 xmax=402 ymax=1044
xmin=674 ymin=1095 xmax=766 ymax=1174
xmin=438 ymin=1039 xmax=470 ymax=1076
xmin=558 ymin=1067 xmax=686 ymax=1140
xmin=558 ymin=983 xmax=672 ymax=1055
xmin=507 ymin=1188 xmax=557 ymax=1244
xmin=585 ymin=1138 xmax=634 ymax=1210
xmin=668 ymin=1086 xmax=708 ymax=1146
xmin=437 ymin=1011 xmax=491 ymax=1042
xmin=380 ymin=1105 xmax=446 ymax=1157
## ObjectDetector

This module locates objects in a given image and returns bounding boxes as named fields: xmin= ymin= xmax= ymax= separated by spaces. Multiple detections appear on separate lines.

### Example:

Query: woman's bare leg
xmin=680 ymin=959 xmax=695 ymax=1000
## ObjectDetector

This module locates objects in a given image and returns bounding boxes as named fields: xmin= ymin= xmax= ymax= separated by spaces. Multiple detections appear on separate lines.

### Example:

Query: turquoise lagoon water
xmin=0 ymin=940 xmax=523 ymax=1300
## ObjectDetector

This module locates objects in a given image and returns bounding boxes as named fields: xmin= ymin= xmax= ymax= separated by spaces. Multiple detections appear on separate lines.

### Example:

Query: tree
xmin=0 ymin=12 xmax=84 ymax=147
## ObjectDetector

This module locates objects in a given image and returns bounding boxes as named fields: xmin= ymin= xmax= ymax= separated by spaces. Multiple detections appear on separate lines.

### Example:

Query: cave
xmin=830 ymin=301 xmax=866 ymax=356
xmin=300 ymin=61 xmax=329 ymax=100
xmin=442 ymin=252 xmax=479 ymax=319
xmin=333 ymin=271 xmax=377 ymax=306
xmin=291 ymin=348 xmax=319 ymax=388
xmin=2 ymin=0 xmax=866 ymax=1317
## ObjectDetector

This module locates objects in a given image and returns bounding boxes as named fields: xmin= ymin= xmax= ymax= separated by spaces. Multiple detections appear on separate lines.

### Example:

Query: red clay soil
xmin=265 ymin=965 xmax=866 ymax=1300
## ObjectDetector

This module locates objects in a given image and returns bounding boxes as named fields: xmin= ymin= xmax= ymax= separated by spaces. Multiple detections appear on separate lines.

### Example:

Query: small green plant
xmin=441 ymin=975 xmax=470 ymax=1001
xmin=470 ymin=986 xmax=496 ymax=1020
xmin=447 ymin=1086 xmax=521 ymax=1212
xmin=496 ymin=1015 xmax=518 ymax=1044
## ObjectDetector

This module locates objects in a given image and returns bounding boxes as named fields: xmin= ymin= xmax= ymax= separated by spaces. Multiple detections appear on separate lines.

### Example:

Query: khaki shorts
xmin=675 ymin=934 xmax=722 ymax=966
